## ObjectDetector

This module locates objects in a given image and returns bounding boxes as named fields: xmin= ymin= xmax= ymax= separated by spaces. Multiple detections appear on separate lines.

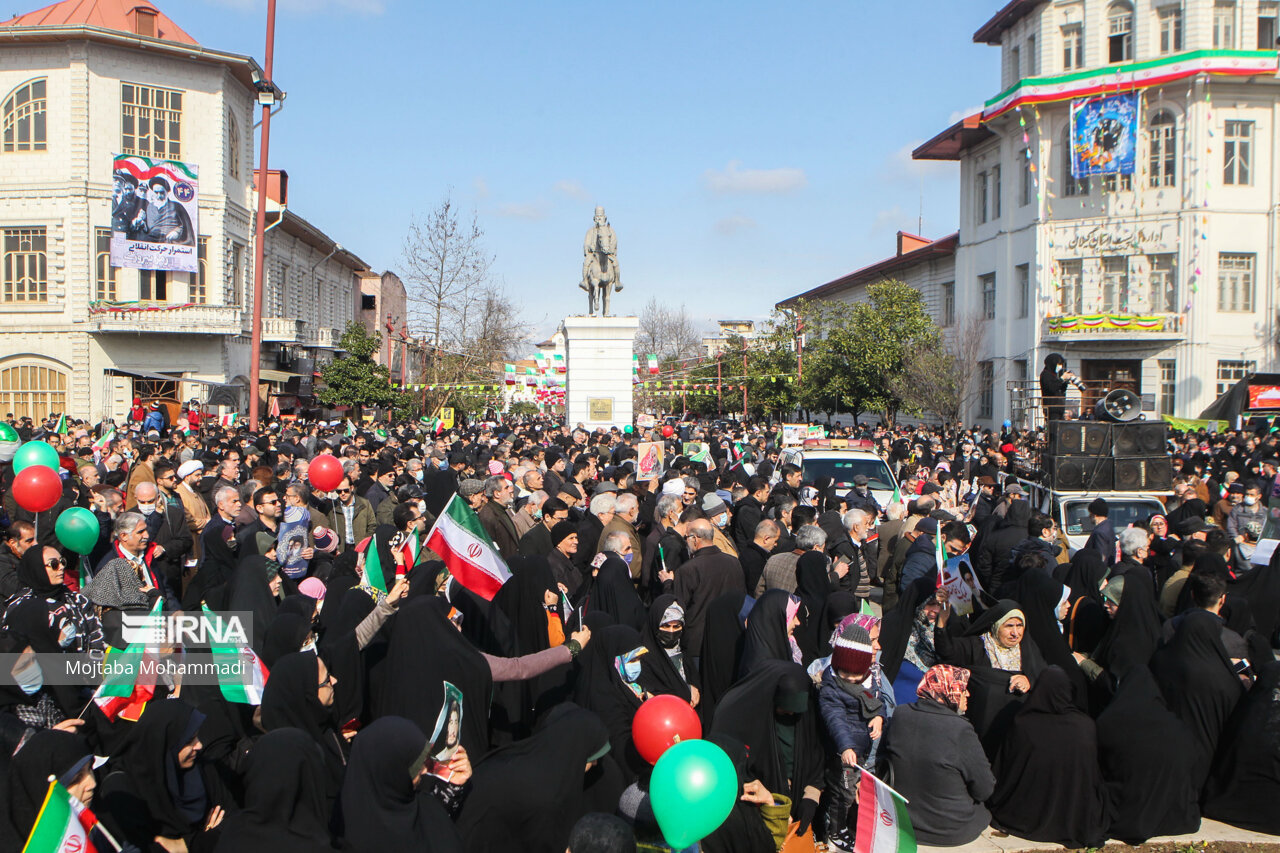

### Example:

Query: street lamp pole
xmin=248 ymin=0 xmax=278 ymax=432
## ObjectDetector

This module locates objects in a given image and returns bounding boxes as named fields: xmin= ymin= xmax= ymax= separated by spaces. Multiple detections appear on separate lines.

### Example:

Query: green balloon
xmin=623 ymin=424 xmax=634 ymax=434
xmin=55 ymin=507 xmax=100 ymax=556
xmin=0 ymin=423 xmax=19 ymax=463
xmin=650 ymin=739 xmax=737 ymax=849
xmin=12 ymin=440 xmax=59 ymax=474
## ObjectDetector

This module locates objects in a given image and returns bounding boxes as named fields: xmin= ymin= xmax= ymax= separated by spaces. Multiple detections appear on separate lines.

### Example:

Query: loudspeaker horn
xmin=1094 ymin=389 xmax=1142 ymax=423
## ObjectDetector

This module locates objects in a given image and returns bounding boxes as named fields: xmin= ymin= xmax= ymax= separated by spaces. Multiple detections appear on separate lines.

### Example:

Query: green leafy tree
xmin=508 ymin=401 xmax=539 ymax=418
xmin=318 ymin=322 xmax=398 ymax=416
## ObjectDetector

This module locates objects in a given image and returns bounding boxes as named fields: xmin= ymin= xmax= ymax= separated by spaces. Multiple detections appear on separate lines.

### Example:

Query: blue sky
xmin=183 ymin=0 xmax=1001 ymax=340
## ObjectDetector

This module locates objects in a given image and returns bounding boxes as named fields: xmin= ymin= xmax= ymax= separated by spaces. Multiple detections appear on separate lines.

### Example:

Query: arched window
xmin=227 ymin=110 xmax=240 ymax=180
xmin=1108 ymin=1 xmax=1134 ymax=62
xmin=0 ymin=359 xmax=67 ymax=421
xmin=1149 ymin=110 xmax=1177 ymax=187
xmin=3 ymin=78 xmax=47 ymax=152
xmin=1061 ymin=127 xmax=1089 ymax=197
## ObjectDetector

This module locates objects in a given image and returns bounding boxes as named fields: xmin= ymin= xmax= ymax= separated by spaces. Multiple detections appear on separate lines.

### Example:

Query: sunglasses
xmin=46 ymin=558 xmax=65 ymax=569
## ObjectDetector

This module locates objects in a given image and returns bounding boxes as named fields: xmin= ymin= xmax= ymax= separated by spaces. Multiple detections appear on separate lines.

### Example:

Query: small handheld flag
xmin=853 ymin=766 xmax=915 ymax=853
xmin=424 ymin=494 xmax=512 ymax=600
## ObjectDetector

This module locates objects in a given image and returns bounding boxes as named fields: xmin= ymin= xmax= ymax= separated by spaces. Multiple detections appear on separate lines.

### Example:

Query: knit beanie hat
xmin=830 ymin=621 xmax=874 ymax=678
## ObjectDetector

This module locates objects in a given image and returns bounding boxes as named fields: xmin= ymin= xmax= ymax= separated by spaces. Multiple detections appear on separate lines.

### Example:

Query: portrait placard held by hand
xmin=428 ymin=681 xmax=465 ymax=782
xmin=110 ymin=154 xmax=199 ymax=274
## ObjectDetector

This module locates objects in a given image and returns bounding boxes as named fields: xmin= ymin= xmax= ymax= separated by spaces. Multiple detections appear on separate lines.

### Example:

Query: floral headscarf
xmin=785 ymin=594 xmax=804 ymax=664
xmin=916 ymin=664 xmax=970 ymax=711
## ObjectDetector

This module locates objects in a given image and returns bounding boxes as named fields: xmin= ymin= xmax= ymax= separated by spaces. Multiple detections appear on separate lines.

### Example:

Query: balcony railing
xmin=307 ymin=327 xmax=343 ymax=350
xmin=262 ymin=317 xmax=303 ymax=343
xmin=1042 ymin=312 xmax=1186 ymax=340
xmin=87 ymin=302 xmax=245 ymax=335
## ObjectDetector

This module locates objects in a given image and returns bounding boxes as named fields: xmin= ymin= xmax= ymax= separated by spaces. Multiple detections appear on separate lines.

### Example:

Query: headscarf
xmin=214 ymin=728 xmax=336 ymax=853
xmin=916 ymin=664 xmax=970 ymax=711
xmin=102 ymin=700 xmax=208 ymax=840
xmin=637 ymin=594 xmax=692 ymax=701
xmin=260 ymin=652 xmax=347 ymax=805
xmin=15 ymin=545 xmax=62 ymax=597
xmin=739 ymin=589 xmax=800 ymax=676
xmin=0 ymin=730 xmax=92 ymax=850
xmin=337 ymin=717 xmax=463 ymax=853
xmin=227 ymin=555 xmax=279 ymax=655
xmin=793 ymin=551 xmax=831 ymax=661
xmin=1202 ymin=662 xmax=1280 ymax=835
xmin=878 ymin=576 xmax=939 ymax=682
xmin=976 ymin=605 xmax=1025 ymax=671
xmin=697 ymin=592 xmax=749 ymax=726
xmin=262 ymin=612 xmax=311 ymax=668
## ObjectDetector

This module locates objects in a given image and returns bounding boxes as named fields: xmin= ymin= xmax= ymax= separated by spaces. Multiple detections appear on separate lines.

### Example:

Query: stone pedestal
xmin=562 ymin=314 xmax=639 ymax=431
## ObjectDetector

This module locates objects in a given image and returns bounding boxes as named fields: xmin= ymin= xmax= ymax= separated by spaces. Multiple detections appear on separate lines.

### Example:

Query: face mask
xmin=12 ymin=657 xmax=42 ymax=695
xmin=658 ymin=627 xmax=682 ymax=649
xmin=1245 ymin=496 xmax=1258 ymax=506
xmin=413 ymin=470 xmax=424 ymax=481
xmin=616 ymin=649 xmax=644 ymax=682
xmin=137 ymin=502 xmax=156 ymax=516
xmin=532 ymin=509 xmax=543 ymax=521
xmin=437 ymin=460 xmax=448 ymax=470
xmin=417 ymin=501 xmax=427 ymax=515
xmin=713 ymin=514 xmax=728 ymax=529
xmin=622 ymin=552 xmax=633 ymax=565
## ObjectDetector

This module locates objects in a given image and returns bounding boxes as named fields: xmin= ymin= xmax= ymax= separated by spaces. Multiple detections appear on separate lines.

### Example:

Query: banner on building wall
xmin=110 ymin=154 xmax=200 ymax=273
xmin=1070 ymin=93 xmax=1138 ymax=178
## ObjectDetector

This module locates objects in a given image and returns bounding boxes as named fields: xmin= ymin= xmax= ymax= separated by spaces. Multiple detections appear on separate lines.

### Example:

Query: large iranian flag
xmin=23 ymin=780 xmax=116 ymax=853
xmin=425 ymin=494 xmax=511 ymax=600
xmin=854 ymin=768 xmax=915 ymax=853
xmin=202 ymin=605 xmax=269 ymax=704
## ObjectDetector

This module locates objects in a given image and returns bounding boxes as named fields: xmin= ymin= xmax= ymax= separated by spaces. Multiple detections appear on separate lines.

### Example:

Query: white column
xmin=562 ymin=315 xmax=640 ymax=431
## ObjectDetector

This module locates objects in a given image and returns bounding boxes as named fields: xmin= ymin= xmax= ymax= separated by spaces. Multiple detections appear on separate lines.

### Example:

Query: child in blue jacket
xmin=817 ymin=614 xmax=895 ymax=852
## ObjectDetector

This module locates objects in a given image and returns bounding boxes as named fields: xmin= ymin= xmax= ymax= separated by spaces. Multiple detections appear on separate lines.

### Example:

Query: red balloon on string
xmin=632 ymin=694 xmax=702 ymax=764
xmin=661 ymin=424 xmax=675 ymax=438
xmin=12 ymin=465 xmax=62 ymax=513
xmin=309 ymin=455 xmax=344 ymax=492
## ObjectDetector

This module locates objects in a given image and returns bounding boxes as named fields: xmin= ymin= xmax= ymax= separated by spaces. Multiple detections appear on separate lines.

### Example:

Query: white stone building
xmin=0 ymin=1 xmax=365 ymax=422
xmin=914 ymin=0 xmax=1280 ymax=426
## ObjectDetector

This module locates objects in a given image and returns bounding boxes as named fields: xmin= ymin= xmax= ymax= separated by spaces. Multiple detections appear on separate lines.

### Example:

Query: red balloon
xmin=661 ymin=424 xmax=674 ymax=438
xmin=632 ymin=694 xmax=702 ymax=764
xmin=309 ymin=454 xmax=344 ymax=492
xmin=12 ymin=465 xmax=62 ymax=513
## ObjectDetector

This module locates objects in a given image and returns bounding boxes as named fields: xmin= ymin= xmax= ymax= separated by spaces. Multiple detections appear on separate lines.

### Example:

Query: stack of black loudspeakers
xmin=1045 ymin=421 xmax=1173 ymax=491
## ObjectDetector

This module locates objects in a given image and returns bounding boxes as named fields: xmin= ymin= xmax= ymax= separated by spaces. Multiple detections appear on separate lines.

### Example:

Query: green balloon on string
xmin=12 ymin=440 xmax=59 ymax=474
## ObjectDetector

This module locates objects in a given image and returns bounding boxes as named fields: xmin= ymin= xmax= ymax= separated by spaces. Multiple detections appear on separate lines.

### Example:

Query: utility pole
xmin=247 ymin=0 xmax=277 ymax=432
xmin=742 ymin=351 xmax=748 ymax=420
xmin=717 ymin=356 xmax=722 ymax=415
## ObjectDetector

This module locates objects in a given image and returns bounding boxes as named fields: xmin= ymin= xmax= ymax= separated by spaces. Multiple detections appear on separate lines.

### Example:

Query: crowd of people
xmin=0 ymin=407 xmax=1276 ymax=853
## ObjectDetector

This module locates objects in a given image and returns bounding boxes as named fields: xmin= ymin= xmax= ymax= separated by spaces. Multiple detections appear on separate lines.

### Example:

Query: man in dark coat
xmin=731 ymin=477 xmax=769 ymax=552
xmin=1083 ymin=497 xmax=1117 ymax=566
xmin=739 ymin=518 xmax=779 ymax=594
xmin=518 ymin=497 xmax=568 ymax=557
xmin=185 ymin=484 xmax=241 ymax=610
xmin=976 ymin=499 xmax=1032 ymax=592
xmin=477 ymin=475 xmax=520 ymax=559
xmin=671 ymin=519 xmax=745 ymax=659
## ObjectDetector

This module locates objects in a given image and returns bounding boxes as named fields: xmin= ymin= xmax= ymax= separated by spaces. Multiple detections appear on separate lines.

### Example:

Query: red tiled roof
xmin=2 ymin=0 xmax=198 ymax=45
xmin=776 ymin=233 xmax=959 ymax=308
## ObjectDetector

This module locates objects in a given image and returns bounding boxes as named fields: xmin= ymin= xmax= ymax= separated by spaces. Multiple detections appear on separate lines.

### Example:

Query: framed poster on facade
xmin=1070 ymin=93 xmax=1138 ymax=178
xmin=110 ymin=154 xmax=200 ymax=273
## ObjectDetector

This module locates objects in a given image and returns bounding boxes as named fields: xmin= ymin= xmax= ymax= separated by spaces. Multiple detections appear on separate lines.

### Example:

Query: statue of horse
xmin=579 ymin=207 xmax=622 ymax=316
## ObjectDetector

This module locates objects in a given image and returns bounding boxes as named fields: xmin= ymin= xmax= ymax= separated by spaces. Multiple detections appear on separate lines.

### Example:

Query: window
xmin=0 ymin=362 xmax=66 ymax=421
xmin=1159 ymin=359 xmax=1177 ymax=416
xmin=1149 ymin=110 xmax=1177 ymax=187
xmin=1062 ymin=24 xmax=1084 ymax=70
xmin=1020 ymin=148 xmax=1034 ymax=206
xmin=977 ymin=170 xmax=989 ymax=223
xmin=1062 ymin=128 xmax=1090 ymax=196
xmin=1109 ymin=2 xmax=1134 ymax=63
xmin=1101 ymin=173 xmax=1133 ymax=192
xmin=1060 ymin=259 xmax=1084 ymax=313
xmin=980 ymin=273 xmax=997 ymax=319
xmin=979 ymin=361 xmax=995 ymax=419
xmin=992 ymin=164 xmax=1002 ymax=219
xmin=94 ymin=228 xmax=116 ymax=302
xmin=2 ymin=228 xmax=47 ymax=302
xmin=1102 ymin=256 xmax=1130 ymax=313
xmin=942 ymin=281 xmax=955 ymax=327
xmin=1026 ymin=35 xmax=1037 ymax=76
xmin=1218 ymin=252 xmax=1255 ymax=312
xmin=133 ymin=8 xmax=156 ymax=37
xmin=2 ymin=78 xmax=46 ymax=152
xmin=1217 ymin=359 xmax=1255 ymax=396
xmin=1014 ymin=359 xmax=1028 ymax=382
xmin=1017 ymin=263 xmax=1030 ymax=318
xmin=121 ymin=83 xmax=182 ymax=160
xmin=1011 ymin=45 xmax=1021 ymax=82
xmin=1148 ymin=253 xmax=1178 ymax=313
xmin=1224 ymin=121 xmax=1253 ymax=185
xmin=1214 ymin=1 xmax=1236 ymax=48
xmin=230 ymin=242 xmax=245 ymax=306
xmin=1259 ymin=2 xmax=1278 ymax=48
xmin=141 ymin=270 xmax=167 ymax=302
xmin=1157 ymin=5 xmax=1183 ymax=54
xmin=193 ymin=236 xmax=208 ymax=304
xmin=227 ymin=110 xmax=240 ymax=181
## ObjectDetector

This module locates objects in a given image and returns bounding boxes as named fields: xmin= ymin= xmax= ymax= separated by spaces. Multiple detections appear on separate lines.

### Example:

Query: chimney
xmin=253 ymin=169 xmax=289 ymax=205
xmin=897 ymin=231 xmax=931 ymax=256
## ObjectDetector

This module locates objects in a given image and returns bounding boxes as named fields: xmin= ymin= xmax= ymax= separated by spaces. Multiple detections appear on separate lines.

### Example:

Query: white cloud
xmin=473 ymin=177 xmax=490 ymax=199
xmin=703 ymin=160 xmax=807 ymax=195
xmin=553 ymin=179 xmax=590 ymax=201
xmin=714 ymin=214 xmax=757 ymax=236
xmin=882 ymin=142 xmax=955 ymax=184
xmin=495 ymin=201 xmax=549 ymax=221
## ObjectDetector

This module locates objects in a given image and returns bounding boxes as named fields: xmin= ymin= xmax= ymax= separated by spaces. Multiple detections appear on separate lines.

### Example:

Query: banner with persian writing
xmin=110 ymin=154 xmax=199 ymax=273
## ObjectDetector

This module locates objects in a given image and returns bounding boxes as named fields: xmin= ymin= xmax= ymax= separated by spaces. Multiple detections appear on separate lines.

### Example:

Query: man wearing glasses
xmin=328 ymin=476 xmax=375 ymax=554
xmin=236 ymin=487 xmax=283 ymax=557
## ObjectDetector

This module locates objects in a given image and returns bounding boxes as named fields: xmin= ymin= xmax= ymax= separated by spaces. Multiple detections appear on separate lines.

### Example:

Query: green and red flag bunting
xmin=646 ymin=354 xmax=659 ymax=374
xmin=504 ymin=364 xmax=516 ymax=385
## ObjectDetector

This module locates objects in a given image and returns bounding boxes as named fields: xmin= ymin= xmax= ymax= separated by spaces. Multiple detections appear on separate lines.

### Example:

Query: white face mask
xmin=137 ymin=502 xmax=156 ymax=516
xmin=1245 ymin=496 xmax=1258 ymax=506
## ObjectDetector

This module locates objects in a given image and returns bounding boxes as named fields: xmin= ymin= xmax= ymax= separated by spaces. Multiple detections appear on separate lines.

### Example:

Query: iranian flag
xmin=22 ymin=780 xmax=120 ymax=853
xmin=93 ymin=601 xmax=163 ymax=722
xmin=504 ymin=364 xmax=517 ymax=385
xmin=854 ymin=768 xmax=915 ymax=853
xmin=553 ymin=353 xmax=565 ymax=374
xmin=219 ymin=413 xmax=239 ymax=427
xmin=202 ymin=605 xmax=269 ymax=704
xmin=91 ymin=429 xmax=115 ymax=453
xmin=647 ymin=354 xmax=659 ymax=375
xmin=934 ymin=525 xmax=946 ymax=587
xmin=53 ymin=414 xmax=68 ymax=435
xmin=425 ymin=494 xmax=511 ymax=600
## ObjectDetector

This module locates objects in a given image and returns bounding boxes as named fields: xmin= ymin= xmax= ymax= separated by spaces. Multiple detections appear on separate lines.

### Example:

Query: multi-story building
xmin=702 ymin=320 xmax=759 ymax=357
xmin=914 ymin=0 xmax=1280 ymax=426
xmin=0 ymin=0 xmax=367 ymax=421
